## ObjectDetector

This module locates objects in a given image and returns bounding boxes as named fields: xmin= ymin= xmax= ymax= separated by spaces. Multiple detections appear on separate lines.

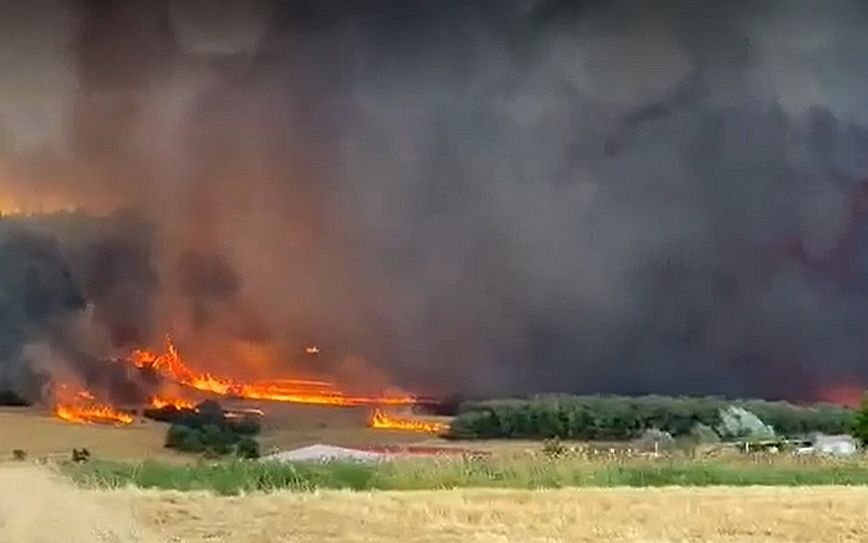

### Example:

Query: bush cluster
xmin=446 ymin=395 xmax=854 ymax=441
xmin=158 ymin=400 xmax=261 ymax=458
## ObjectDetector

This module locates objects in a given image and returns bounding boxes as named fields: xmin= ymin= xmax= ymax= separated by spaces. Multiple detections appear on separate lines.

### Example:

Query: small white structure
xmin=261 ymin=444 xmax=386 ymax=463
xmin=813 ymin=434 xmax=858 ymax=456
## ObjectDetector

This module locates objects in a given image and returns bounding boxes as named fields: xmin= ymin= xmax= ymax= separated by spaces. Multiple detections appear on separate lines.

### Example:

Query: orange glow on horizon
xmin=816 ymin=384 xmax=864 ymax=408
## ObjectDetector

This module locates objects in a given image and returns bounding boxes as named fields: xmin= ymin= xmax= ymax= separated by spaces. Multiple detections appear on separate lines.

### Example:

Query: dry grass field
xmin=6 ymin=404 xmax=868 ymax=542
xmin=0 ymin=405 xmax=429 ymax=463
xmin=0 ymin=408 xmax=171 ymax=462
xmin=2 ymin=465 xmax=868 ymax=543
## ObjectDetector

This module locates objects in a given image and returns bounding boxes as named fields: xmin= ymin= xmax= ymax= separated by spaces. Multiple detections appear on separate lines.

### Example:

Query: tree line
xmin=445 ymin=395 xmax=855 ymax=441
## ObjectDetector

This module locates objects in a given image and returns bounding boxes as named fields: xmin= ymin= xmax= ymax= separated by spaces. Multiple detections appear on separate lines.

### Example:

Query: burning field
xmin=0 ymin=338 xmax=450 ymax=462
xmin=0 ymin=403 xmax=446 ymax=464
xmin=0 ymin=205 xmax=448 ymax=445
xmin=47 ymin=335 xmax=442 ymax=435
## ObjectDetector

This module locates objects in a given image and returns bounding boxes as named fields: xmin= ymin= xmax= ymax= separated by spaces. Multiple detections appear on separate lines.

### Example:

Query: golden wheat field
xmin=0 ymin=409 xmax=170 ymax=461
xmin=0 ymin=465 xmax=867 ymax=543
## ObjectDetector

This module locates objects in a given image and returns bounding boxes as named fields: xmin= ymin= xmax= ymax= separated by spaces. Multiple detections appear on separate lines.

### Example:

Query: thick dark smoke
xmin=0 ymin=212 xmax=158 ymax=402
xmin=0 ymin=227 xmax=84 ymax=398
xmin=1 ymin=0 xmax=868 ymax=402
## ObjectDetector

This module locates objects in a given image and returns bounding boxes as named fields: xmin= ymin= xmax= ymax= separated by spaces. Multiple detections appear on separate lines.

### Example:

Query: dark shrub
xmin=236 ymin=437 xmax=261 ymax=459
xmin=202 ymin=423 xmax=240 ymax=448
xmin=228 ymin=416 xmax=261 ymax=436
xmin=165 ymin=423 xmax=194 ymax=448
xmin=144 ymin=405 xmax=195 ymax=424
xmin=196 ymin=400 xmax=225 ymax=425
xmin=179 ymin=430 xmax=206 ymax=453
xmin=165 ymin=424 xmax=207 ymax=453
xmin=161 ymin=400 xmax=263 ymax=457
xmin=72 ymin=448 xmax=91 ymax=463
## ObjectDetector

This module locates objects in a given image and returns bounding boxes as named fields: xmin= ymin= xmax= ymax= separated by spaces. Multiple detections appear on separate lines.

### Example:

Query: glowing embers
xmin=130 ymin=337 xmax=415 ymax=407
xmin=369 ymin=408 xmax=449 ymax=434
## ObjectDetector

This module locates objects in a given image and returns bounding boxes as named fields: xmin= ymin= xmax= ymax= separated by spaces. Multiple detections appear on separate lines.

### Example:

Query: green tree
xmin=851 ymin=393 xmax=868 ymax=445
xmin=447 ymin=394 xmax=854 ymax=441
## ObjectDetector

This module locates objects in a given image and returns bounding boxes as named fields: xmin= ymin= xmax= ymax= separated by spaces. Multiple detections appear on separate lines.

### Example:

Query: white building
xmin=261 ymin=444 xmax=386 ymax=463
xmin=809 ymin=434 xmax=858 ymax=456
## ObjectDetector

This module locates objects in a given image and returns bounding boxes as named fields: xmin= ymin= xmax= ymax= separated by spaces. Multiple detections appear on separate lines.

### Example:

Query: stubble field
xmin=2 ymin=465 xmax=868 ymax=543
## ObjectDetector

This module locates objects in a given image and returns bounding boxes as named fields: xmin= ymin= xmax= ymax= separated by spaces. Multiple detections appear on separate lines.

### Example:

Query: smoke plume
xmin=1 ymin=0 xmax=868 ymax=402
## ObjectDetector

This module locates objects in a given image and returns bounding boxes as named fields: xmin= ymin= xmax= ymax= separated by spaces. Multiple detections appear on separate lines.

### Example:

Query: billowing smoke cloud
xmin=1 ymin=0 xmax=868 ymax=402
xmin=0 ymin=211 xmax=159 ymax=402
xmin=0 ymin=227 xmax=84 ymax=397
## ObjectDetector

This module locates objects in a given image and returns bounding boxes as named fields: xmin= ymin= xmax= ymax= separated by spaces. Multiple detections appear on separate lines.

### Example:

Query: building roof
xmin=813 ymin=434 xmax=856 ymax=444
xmin=261 ymin=444 xmax=386 ymax=463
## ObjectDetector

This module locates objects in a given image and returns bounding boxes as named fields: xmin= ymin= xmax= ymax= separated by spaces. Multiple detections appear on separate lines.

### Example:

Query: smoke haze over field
xmin=1 ymin=0 xmax=868 ymax=401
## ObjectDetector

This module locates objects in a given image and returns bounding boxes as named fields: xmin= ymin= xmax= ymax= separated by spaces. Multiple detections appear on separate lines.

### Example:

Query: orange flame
xmin=130 ymin=337 xmax=415 ymax=407
xmin=149 ymin=396 xmax=195 ymax=410
xmin=52 ymin=337 xmax=422 ymax=426
xmin=369 ymin=409 xmax=449 ymax=434
xmin=55 ymin=402 xmax=134 ymax=425
xmin=52 ymin=384 xmax=134 ymax=425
